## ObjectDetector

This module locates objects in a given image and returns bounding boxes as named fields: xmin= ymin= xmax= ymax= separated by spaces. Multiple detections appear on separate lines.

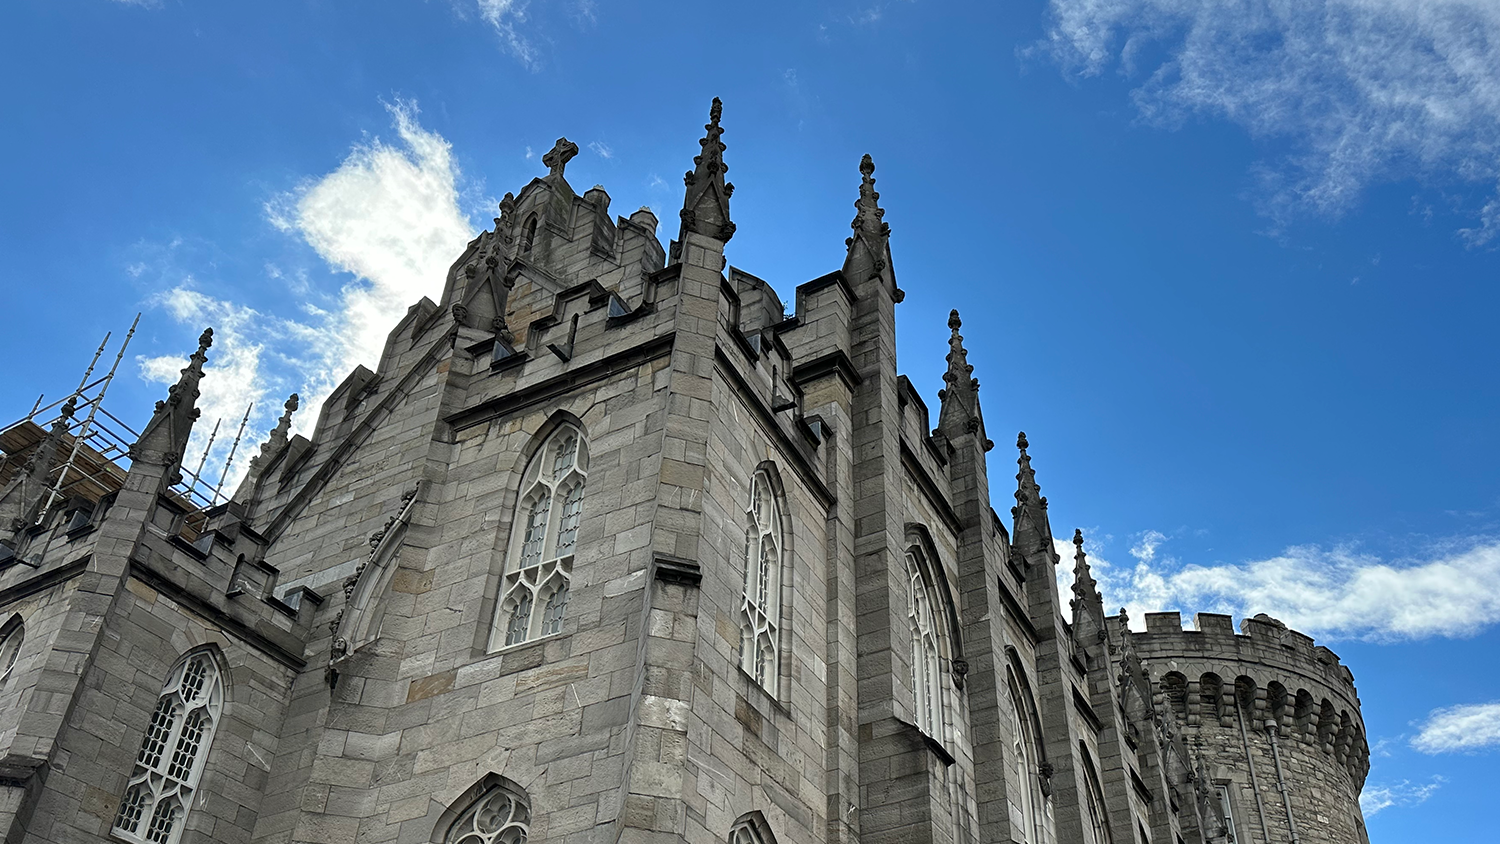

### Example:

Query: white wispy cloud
xmin=266 ymin=98 xmax=474 ymax=426
xmin=474 ymin=0 xmax=538 ymax=68
xmin=1360 ymin=777 xmax=1444 ymax=815
xmin=142 ymin=101 xmax=474 ymax=494
xmin=1058 ymin=532 xmax=1500 ymax=641
xmin=1412 ymin=702 xmax=1500 ymax=754
xmin=1039 ymin=0 xmax=1500 ymax=239
xmin=588 ymin=141 xmax=614 ymax=160
xmin=138 ymin=286 xmax=273 ymax=495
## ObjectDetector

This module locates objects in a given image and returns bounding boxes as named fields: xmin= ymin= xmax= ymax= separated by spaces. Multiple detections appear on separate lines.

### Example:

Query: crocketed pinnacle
xmin=679 ymin=97 xmax=735 ymax=243
xmin=1071 ymin=528 xmax=1099 ymax=602
xmin=936 ymin=310 xmax=990 ymax=448
xmin=132 ymin=328 xmax=213 ymax=481
xmin=235 ymin=393 xmax=299 ymax=504
xmin=850 ymin=153 xmax=887 ymax=237
xmin=1014 ymin=431 xmax=1045 ymax=512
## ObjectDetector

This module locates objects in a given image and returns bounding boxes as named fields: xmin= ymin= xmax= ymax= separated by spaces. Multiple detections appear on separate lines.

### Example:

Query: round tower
xmin=1133 ymin=611 xmax=1371 ymax=844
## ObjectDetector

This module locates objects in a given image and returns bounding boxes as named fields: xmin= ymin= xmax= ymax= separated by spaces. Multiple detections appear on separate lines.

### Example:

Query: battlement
xmin=1134 ymin=611 xmax=1358 ymax=704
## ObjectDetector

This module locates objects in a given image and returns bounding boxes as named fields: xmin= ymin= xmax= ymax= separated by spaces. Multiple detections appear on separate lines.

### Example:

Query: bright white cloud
xmin=267 ymin=98 xmax=475 ymax=430
xmin=142 ymin=101 xmax=473 ymax=496
xmin=138 ymin=286 xmax=272 ymax=496
xmin=1058 ymin=533 xmax=1500 ymax=641
xmin=1360 ymin=777 xmax=1443 ymax=815
xmin=1412 ymin=702 xmax=1500 ymax=754
xmin=1040 ymin=0 xmax=1500 ymax=237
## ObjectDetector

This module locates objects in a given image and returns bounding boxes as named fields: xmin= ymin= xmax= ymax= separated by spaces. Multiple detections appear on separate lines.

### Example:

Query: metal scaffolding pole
xmin=38 ymin=314 xmax=140 ymax=521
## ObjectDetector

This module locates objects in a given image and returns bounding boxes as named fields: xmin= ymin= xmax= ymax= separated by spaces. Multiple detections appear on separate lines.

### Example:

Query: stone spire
xmin=131 ymin=328 xmax=213 ymax=487
xmin=232 ymin=393 xmax=298 ymax=506
xmin=842 ymin=154 xmax=899 ymax=298
xmin=1011 ymin=431 xmax=1058 ymax=564
xmin=936 ymin=309 xmax=990 ymax=448
xmin=1070 ymin=529 xmax=1098 ymax=603
xmin=679 ymin=97 xmax=735 ymax=243
xmin=1013 ymin=432 xmax=1045 ymax=514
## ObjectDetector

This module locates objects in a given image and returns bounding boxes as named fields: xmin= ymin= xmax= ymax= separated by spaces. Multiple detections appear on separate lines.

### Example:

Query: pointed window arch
xmin=1080 ymin=744 xmax=1114 ymax=844
xmin=906 ymin=549 xmax=943 ymax=738
xmin=492 ymin=423 xmax=588 ymax=650
xmin=1007 ymin=662 xmax=1051 ymax=844
xmin=729 ymin=811 xmax=776 ymax=844
xmin=434 ymin=775 xmax=531 ymax=844
xmin=112 ymin=649 xmax=224 ymax=844
xmin=520 ymin=214 xmax=538 ymax=255
xmin=739 ymin=469 xmax=782 ymax=690
xmin=0 ymin=618 xmax=23 ymax=688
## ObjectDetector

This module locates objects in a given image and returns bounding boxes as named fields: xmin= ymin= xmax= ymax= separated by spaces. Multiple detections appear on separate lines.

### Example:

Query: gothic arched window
xmin=739 ymin=469 xmax=782 ymax=690
xmin=112 ymin=650 xmax=224 ymax=844
xmin=1007 ymin=664 xmax=1050 ymax=844
xmin=493 ymin=424 xmax=588 ymax=650
xmin=906 ymin=550 xmax=943 ymax=738
xmin=520 ymin=214 xmax=538 ymax=255
xmin=729 ymin=811 xmax=776 ymax=844
xmin=1081 ymin=745 xmax=1113 ymax=844
xmin=437 ymin=779 xmax=530 ymax=844
xmin=0 ymin=621 xmax=22 ymax=688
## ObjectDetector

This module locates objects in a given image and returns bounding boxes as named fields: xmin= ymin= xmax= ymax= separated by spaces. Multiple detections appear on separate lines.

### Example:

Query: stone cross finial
xmin=542 ymin=137 xmax=579 ymax=177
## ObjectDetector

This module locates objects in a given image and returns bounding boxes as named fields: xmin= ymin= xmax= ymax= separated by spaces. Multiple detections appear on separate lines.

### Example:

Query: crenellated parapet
xmin=1133 ymin=611 xmax=1370 ymax=796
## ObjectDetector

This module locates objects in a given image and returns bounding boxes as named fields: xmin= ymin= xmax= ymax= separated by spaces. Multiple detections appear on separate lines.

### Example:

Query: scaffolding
xmin=0 ymin=317 xmax=253 ymax=536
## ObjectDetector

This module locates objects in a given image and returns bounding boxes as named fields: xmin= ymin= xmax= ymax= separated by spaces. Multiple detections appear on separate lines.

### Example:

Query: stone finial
xmin=936 ymin=308 xmax=989 ymax=448
xmin=1072 ymin=529 xmax=1098 ymax=597
xmin=542 ymin=138 xmax=579 ymax=178
xmin=131 ymin=327 xmax=214 ymax=485
xmin=1014 ymin=431 xmax=1045 ymax=511
xmin=679 ymin=97 xmax=735 ymax=243
xmin=850 ymin=153 xmax=888 ymax=237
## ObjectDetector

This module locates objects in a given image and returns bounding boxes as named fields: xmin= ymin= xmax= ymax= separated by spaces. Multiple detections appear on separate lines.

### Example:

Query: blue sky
xmin=3 ymin=1 xmax=1499 ymax=838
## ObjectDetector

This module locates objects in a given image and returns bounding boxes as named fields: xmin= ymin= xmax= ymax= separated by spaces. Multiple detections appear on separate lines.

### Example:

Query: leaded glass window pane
xmin=739 ymin=469 xmax=782 ymax=692
xmin=492 ymin=425 xmax=587 ymax=650
xmin=112 ymin=652 xmax=223 ymax=844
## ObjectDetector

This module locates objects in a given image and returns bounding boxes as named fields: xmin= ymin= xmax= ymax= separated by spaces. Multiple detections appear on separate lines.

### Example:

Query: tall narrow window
xmin=520 ymin=214 xmax=538 ymax=255
xmin=739 ymin=470 xmax=782 ymax=690
xmin=1215 ymin=785 xmax=1238 ymax=843
xmin=0 ymin=622 xmax=23 ymax=687
xmin=492 ymin=424 xmax=588 ymax=649
xmin=1008 ymin=665 xmax=1049 ymax=844
xmin=906 ymin=550 xmax=943 ymax=738
xmin=1082 ymin=747 xmax=1114 ymax=844
xmin=439 ymin=780 xmax=530 ymax=844
xmin=113 ymin=650 xmax=223 ymax=844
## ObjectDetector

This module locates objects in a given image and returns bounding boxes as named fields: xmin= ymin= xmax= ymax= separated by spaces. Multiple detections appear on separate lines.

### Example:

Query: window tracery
xmin=739 ymin=470 xmax=781 ymax=690
xmin=441 ymin=783 xmax=530 ymax=844
xmin=492 ymin=424 xmax=588 ymax=650
xmin=906 ymin=550 xmax=943 ymax=737
xmin=112 ymin=650 xmax=223 ymax=844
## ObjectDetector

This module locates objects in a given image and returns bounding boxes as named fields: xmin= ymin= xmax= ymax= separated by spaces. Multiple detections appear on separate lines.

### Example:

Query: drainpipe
xmin=1266 ymin=727 xmax=1301 ymax=844
xmin=1236 ymin=703 xmax=1272 ymax=843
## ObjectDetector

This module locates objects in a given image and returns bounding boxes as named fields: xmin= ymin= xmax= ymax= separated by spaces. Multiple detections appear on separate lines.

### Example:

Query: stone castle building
xmin=0 ymin=99 xmax=1371 ymax=844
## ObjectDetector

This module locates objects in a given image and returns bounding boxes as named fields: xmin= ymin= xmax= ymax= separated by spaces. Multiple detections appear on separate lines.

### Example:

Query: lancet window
xmin=112 ymin=650 xmax=224 ymax=844
xmin=906 ymin=549 xmax=943 ymax=737
xmin=1008 ymin=664 xmax=1050 ymax=843
xmin=739 ymin=470 xmax=782 ymax=690
xmin=0 ymin=622 xmax=22 ymax=687
xmin=493 ymin=424 xmax=587 ymax=650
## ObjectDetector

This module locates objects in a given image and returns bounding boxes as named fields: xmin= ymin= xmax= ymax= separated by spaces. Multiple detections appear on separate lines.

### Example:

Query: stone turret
xmin=1133 ymin=612 xmax=1371 ymax=844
